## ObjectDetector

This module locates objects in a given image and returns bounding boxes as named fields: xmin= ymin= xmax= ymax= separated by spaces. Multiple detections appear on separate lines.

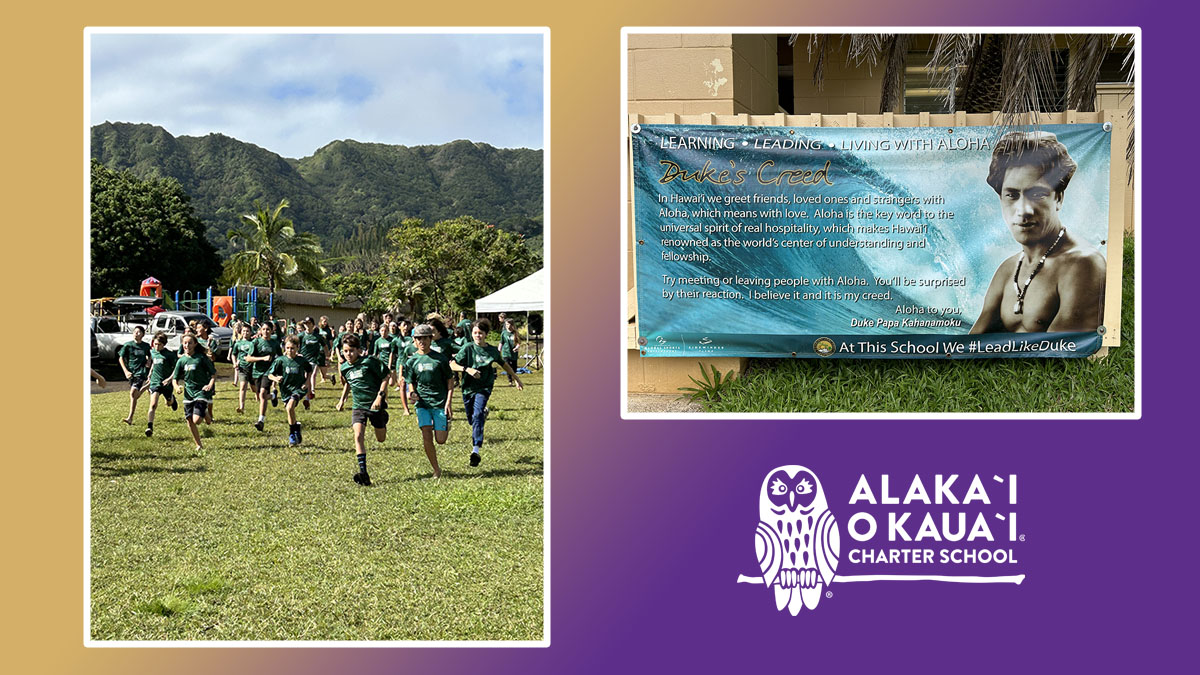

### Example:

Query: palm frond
xmin=879 ymin=35 xmax=912 ymax=114
xmin=928 ymin=34 xmax=979 ymax=112
xmin=1064 ymin=34 xmax=1108 ymax=112
xmin=997 ymin=34 xmax=1058 ymax=128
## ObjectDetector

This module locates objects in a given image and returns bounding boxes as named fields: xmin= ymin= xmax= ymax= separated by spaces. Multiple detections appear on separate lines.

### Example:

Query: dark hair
xmin=987 ymin=131 xmax=1077 ymax=198
xmin=453 ymin=326 xmax=465 ymax=339
xmin=473 ymin=318 xmax=492 ymax=334
xmin=428 ymin=317 xmax=448 ymax=339
xmin=342 ymin=333 xmax=361 ymax=349
xmin=284 ymin=334 xmax=300 ymax=347
xmin=152 ymin=330 xmax=168 ymax=345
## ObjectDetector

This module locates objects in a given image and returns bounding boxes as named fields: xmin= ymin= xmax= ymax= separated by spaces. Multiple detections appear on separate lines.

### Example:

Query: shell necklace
xmin=1012 ymin=228 xmax=1065 ymax=315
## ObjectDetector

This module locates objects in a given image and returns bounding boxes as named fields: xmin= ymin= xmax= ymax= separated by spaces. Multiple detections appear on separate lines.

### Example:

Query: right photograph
xmin=622 ymin=30 xmax=1138 ymax=416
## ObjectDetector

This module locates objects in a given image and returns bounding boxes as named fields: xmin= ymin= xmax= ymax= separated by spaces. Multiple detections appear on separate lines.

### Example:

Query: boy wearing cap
xmin=404 ymin=323 xmax=455 ymax=479
xmin=336 ymin=333 xmax=390 ymax=486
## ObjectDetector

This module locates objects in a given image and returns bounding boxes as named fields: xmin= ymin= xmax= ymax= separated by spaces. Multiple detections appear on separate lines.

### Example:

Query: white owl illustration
xmin=755 ymin=465 xmax=840 ymax=615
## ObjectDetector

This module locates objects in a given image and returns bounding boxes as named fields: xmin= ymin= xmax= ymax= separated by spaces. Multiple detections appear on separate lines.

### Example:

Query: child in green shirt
xmin=454 ymin=319 xmax=523 ymax=466
xmin=169 ymin=334 xmax=216 ymax=453
xmin=269 ymin=335 xmax=314 ymax=446
xmin=405 ymin=323 xmax=455 ymax=479
xmin=118 ymin=325 xmax=152 ymax=425
xmin=336 ymin=333 xmax=390 ymax=486
xmin=143 ymin=331 xmax=179 ymax=437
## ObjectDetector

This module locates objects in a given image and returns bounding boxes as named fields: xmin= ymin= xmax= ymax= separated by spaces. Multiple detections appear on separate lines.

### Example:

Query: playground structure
xmin=173 ymin=286 xmax=276 ymax=326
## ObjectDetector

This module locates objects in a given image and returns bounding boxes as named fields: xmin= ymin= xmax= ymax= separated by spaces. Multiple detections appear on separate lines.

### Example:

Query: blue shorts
xmin=416 ymin=407 xmax=448 ymax=431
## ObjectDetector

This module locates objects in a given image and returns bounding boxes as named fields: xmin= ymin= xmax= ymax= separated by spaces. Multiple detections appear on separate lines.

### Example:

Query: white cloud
xmin=89 ymin=32 xmax=544 ymax=157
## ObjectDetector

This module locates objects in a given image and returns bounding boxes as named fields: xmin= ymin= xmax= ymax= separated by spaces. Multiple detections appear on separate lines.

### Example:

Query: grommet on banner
xmin=1103 ymin=122 xmax=1112 ymax=132
xmin=631 ymin=123 xmax=641 ymax=134
xmin=1097 ymin=325 xmax=1107 ymax=335
xmin=638 ymin=239 xmax=645 ymax=245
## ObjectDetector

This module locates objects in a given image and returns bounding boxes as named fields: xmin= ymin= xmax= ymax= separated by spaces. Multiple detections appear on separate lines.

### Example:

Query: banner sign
xmin=631 ymin=123 xmax=1115 ymax=358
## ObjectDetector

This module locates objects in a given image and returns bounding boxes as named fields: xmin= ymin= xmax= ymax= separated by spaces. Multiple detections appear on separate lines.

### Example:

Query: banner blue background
xmin=633 ymin=123 xmax=1112 ymax=357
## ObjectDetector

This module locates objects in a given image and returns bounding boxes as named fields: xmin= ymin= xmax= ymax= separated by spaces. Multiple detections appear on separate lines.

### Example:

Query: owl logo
xmin=749 ymin=465 xmax=840 ymax=615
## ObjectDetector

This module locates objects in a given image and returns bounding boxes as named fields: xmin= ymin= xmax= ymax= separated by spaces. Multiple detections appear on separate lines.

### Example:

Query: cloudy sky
xmin=89 ymin=32 xmax=544 ymax=158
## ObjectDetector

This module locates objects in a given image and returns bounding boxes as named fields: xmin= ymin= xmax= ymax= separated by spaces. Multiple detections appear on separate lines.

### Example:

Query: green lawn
xmin=89 ymin=367 xmax=544 ymax=641
xmin=697 ymin=237 xmax=1136 ymax=413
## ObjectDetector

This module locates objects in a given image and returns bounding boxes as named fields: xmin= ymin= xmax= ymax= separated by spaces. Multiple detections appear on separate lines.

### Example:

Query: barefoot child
xmin=269 ymin=335 xmax=314 ymax=446
xmin=405 ymin=323 xmax=455 ymax=479
xmin=119 ymin=326 xmax=152 ymax=425
xmin=144 ymin=331 xmax=179 ymax=437
xmin=169 ymin=334 xmax=215 ymax=453
xmin=336 ymin=334 xmax=390 ymax=486
xmin=455 ymin=319 xmax=523 ymax=467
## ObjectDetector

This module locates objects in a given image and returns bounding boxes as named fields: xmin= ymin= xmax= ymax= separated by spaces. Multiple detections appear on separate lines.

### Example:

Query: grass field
xmin=89 ymin=366 xmax=543 ymax=641
xmin=696 ymin=237 xmax=1136 ymax=413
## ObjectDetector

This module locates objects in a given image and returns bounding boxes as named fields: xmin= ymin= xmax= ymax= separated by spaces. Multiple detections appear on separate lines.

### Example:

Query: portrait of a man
xmin=970 ymin=131 xmax=1107 ymax=334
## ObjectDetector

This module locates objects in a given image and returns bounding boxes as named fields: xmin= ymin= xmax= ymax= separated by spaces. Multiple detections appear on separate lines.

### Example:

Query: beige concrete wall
xmin=791 ymin=36 xmax=886 ymax=115
xmin=627 ymin=33 xmax=781 ymax=293
xmin=252 ymin=287 xmax=363 ymax=326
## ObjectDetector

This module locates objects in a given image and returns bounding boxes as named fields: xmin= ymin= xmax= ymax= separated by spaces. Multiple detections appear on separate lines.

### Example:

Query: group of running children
xmin=115 ymin=311 xmax=525 ymax=484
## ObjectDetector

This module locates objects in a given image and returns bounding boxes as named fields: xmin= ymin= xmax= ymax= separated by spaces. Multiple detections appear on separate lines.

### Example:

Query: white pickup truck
xmin=145 ymin=311 xmax=233 ymax=360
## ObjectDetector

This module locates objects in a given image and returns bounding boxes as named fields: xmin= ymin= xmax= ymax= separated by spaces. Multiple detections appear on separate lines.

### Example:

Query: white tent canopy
xmin=475 ymin=268 xmax=545 ymax=313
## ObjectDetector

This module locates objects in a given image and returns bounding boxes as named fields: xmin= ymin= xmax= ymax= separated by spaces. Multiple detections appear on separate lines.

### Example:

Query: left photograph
xmin=86 ymin=28 xmax=547 ymax=643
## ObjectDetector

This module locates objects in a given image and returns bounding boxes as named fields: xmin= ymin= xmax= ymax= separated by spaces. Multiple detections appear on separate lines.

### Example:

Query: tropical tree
xmin=385 ymin=216 xmax=538 ymax=317
xmin=225 ymin=199 xmax=325 ymax=294
xmin=90 ymin=160 xmax=222 ymax=297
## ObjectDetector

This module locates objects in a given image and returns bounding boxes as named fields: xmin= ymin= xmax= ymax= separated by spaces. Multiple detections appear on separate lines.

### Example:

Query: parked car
xmin=146 ymin=311 xmax=232 ymax=360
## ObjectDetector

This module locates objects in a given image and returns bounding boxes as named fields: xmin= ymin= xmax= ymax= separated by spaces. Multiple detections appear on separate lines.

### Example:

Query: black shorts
xmin=237 ymin=364 xmax=253 ymax=379
xmin=129 ymin=374 xmax=148 ymax=390
xmin=351 ymin=406 xmax=389 ymax=429
xmin=284 ymin=391 xmax=306 ymax=405
xmin=183 ymin=399 xmax=208 ymax=419
xmin=151 ymin=383 xmax=174 ymax=398
xmin=318 ymin=352 xmax=328 ymax=367
xmin=256 ymin=374 xmax=273 ymax=390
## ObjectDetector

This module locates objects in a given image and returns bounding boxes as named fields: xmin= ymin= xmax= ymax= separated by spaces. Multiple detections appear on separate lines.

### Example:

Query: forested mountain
xmin=90 ymin=122 xmax=543 ymax=253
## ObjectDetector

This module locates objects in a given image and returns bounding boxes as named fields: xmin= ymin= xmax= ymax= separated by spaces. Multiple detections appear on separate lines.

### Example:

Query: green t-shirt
xmin=404 ymin=351 xmax=453 ymax=409
xmin=250 ymin=337 xmax=277 ymax=378
xmin=454 ymin=343 xmax=502 ymax=396
xmin=500 ymin=329 xmax=517 ymax=359
xmin=334 ymin=331 xmax=348 ymax=358
xmin=456 ymin=319 xmax=473 ymax=335
xmin=431 ymin=336 xmax=457 ymax=356
xmin=269 ymin=354 xmax=313 ymax=399
xmin=233 ymin=339 xmax=256 ymax=369
xmin=148 ymin=347 xmax=178 ymax=388
xmin=339 ymin=355 xmax=389 ymax=410
xmin=119 ymin=340 xmax=152 ymax=377
xmin=299 ymin=332 xmax=326 ymax=362
xmin=397 ymin=341 xmax=418 ymax=379
xmin=173 ymin=352 xmax=216 ymax=401
xmin=374 ymin=336 xmax=398 ymax=367
xmin=319 ymin=325 xmax=335 ymax=349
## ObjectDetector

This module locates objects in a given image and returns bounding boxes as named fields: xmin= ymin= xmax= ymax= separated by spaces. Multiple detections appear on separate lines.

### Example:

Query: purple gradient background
xmin=29 ymin=2 xmax=1196 ymax=673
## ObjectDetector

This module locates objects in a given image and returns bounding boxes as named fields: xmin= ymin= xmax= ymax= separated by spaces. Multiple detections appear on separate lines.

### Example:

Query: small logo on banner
xmin=699 ymin=336 xmax=713 ymax=345
xmin=738 ymin=466 xmax=1025 ymax=615
xmin=813 ymin=337 xmax=835 ymax=357
xmin=656 ymin=336 xmax=667 ymax=345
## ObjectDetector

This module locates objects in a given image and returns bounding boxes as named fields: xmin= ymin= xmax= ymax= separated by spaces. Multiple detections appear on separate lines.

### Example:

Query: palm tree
xmin=225 ymin=199 xmax=325 ymax=294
